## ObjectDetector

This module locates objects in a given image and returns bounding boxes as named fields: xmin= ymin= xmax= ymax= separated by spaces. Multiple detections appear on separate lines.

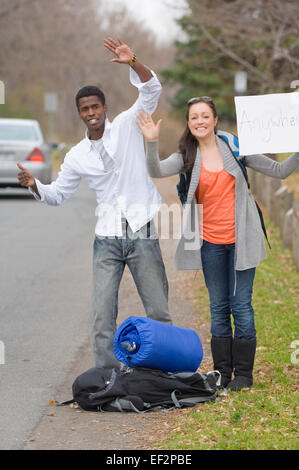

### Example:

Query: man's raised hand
xmin=17 ymin=163 xmax=35 ymax=188
xmin=136 ymin=112 xmax=162 ymax=142
xmin=103 ymin=37 xmax=134 ymax=64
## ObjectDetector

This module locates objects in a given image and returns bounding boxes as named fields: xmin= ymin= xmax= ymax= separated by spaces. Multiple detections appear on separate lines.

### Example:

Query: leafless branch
xmin=0 ymin=0 xmax=39 ymax=20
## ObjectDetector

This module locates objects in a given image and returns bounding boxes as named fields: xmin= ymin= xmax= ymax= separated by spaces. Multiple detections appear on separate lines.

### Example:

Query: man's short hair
xmin=75 ymin=86 xmax=106 ymax=110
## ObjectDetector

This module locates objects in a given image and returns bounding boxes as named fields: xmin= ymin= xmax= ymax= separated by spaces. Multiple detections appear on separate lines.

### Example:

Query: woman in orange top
xmin=137 ymin=97 xmax=299 ymax=391
xmin=137 ymin=98 xmax=256 ymax=391
xmin=184 ymin=98 xmax=256 ymax=390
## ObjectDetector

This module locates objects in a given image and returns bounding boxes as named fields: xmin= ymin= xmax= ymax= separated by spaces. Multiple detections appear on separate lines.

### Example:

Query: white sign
xmin=234 ymin=92 xmax=299 ymax=155
xmin=44 ymin=92 xmax=57 ymax=113
xmin=234 ymin=71 xmax=247 ymax=94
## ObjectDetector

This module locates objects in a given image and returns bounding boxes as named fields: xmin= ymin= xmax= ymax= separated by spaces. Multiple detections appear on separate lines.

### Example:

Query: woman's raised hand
xmin=136 ymin=111 xmax=162 ymax=141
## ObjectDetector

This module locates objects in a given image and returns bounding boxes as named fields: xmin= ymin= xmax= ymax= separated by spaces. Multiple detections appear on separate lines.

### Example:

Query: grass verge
xmin=154 ymin=218 xmax=299 ymax=450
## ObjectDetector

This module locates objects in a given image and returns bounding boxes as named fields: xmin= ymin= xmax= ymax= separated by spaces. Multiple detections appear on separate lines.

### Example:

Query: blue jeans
xmin=201 ymin=241 xmax=256 ymax=340
xmin=92 ymin=222 xmax=171 ymax=368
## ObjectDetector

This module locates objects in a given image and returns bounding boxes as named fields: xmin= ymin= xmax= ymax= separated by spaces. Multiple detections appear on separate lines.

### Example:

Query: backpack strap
xmin=206 ymin=370 xmax=222 ymax=388
xmin=217 ymin=131 xmax=271 ymax=249
xmin=54 ymin=399 xmax=75 ymax=406
xmin=170 ymin=390 xmax=217 ymax=408
xmin=104 ymin=397 xmax=145 ymax=413
xmin=217 ymin=131 xmax=250 ymax=189
xmin=177 ymin=171 xmax=191 ymax=207
xmin=254 ymin=201 xmax=271 ymax=249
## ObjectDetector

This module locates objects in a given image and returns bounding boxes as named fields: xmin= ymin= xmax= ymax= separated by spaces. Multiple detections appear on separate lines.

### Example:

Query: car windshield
xmin=0 ymin=124 xmax=39 ymax=141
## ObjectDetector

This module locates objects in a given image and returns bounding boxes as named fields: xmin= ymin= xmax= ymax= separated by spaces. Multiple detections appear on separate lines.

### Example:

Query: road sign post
xmin=44 ymin=93 xmax=58 ymax=141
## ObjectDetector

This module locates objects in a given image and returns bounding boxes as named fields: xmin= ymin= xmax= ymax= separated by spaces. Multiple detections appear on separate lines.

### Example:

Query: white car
xmin=0 ymin=118 xmax=52 ymax=187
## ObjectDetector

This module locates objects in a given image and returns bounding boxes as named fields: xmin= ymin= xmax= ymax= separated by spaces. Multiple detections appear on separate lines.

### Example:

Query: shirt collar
xmin=84 ymin=118 xmax=112 ymax=149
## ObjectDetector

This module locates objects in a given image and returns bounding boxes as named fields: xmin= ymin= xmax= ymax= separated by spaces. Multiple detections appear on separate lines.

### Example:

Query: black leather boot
xmin=227 ymin=337 xmax=256 ymax=391
xmin=210 ymin=336 xmax=233 ymax=388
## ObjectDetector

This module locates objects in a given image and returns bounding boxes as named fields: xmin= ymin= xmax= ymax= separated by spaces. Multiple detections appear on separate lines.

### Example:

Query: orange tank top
xmin=195 ymin=162 xmax=236 ymax=244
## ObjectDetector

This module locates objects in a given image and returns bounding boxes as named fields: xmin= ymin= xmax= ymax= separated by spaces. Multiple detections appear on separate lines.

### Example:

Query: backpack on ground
xmin=56 ymin=366 xmax=220 ymax=413
xmin=176 ymin=130 xmax=271 ymax=248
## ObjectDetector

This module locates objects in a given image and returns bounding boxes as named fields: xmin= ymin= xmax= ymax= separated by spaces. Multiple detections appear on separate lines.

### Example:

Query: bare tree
xmin=187 ymin=0 xmax=299 ymax=93
xmin=0 ymin=0 xmax=175 ymax=141
xmin=0 ymin=0 xmax=38 ymax=19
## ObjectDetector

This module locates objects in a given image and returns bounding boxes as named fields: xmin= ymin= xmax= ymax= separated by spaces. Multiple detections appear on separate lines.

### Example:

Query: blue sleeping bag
xmin=113 ymin=316 xmax=203 ymax=373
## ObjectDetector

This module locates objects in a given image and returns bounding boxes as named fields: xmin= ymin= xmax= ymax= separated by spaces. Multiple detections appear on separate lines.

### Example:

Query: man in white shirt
xmin=17 ymin=37 xmax=172 ymax=369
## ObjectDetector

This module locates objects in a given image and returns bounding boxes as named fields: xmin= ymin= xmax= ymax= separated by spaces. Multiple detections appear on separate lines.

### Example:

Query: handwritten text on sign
xmin=234 ymin=92 xmax=299 ymax=155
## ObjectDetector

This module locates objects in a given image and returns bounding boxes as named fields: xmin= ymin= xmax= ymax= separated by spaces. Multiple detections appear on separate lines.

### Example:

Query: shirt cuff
xmin=146 ymin=139 xmax=159 ymax=148
xmin=129 ymin=66 xmax=158 ymax=90
xmin=28 ymin=179 xmax=45 ymax=202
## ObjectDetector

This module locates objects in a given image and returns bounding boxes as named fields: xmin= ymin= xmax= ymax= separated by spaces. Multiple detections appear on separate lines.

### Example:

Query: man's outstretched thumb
xmin=17 ymin=162 xmax=26 ymax=171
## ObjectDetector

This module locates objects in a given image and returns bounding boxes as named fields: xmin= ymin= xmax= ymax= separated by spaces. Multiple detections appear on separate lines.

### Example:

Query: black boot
xmin=210 ymin=336 xmax=233 ymax=388
xmin=227 ymin=337 xmax=256 ymax=391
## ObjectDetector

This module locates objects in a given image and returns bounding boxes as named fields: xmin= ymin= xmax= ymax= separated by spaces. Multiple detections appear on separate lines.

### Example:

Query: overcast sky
xmin=102 ymin=0 xmax=188 ymax=43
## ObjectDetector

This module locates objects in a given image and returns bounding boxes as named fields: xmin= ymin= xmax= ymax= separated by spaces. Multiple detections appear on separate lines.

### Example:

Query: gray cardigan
xmin=146 ymin=136 xmax=299 ymax=271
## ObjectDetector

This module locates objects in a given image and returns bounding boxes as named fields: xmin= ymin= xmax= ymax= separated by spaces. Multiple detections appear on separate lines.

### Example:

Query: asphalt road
xmin=0 ymin=180 xmax=97 ymax=450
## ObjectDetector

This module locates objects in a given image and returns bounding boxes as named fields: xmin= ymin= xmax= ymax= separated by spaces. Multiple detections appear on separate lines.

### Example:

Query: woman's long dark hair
xmin=179 ymin=97 xmax=218 ymax=174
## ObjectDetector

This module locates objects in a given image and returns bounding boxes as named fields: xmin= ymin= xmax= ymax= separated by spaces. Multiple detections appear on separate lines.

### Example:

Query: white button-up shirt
xmin=30 ymin=68 xmax=162 ymax=236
